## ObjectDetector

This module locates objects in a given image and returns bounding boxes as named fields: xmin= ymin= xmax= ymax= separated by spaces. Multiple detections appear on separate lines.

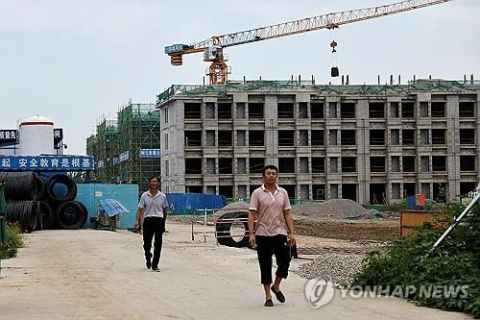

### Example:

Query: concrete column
xmin=265 ymin=95 xmax=278 ymax=166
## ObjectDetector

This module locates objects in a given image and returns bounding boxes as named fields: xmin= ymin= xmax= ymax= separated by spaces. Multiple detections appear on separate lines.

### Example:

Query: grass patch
xmin=0 ymin=223 xmax=23 ymax=260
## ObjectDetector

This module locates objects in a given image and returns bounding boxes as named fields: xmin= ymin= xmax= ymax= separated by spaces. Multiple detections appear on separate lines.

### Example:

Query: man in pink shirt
xmin=249 ymin=165 xmax=295 ymax=307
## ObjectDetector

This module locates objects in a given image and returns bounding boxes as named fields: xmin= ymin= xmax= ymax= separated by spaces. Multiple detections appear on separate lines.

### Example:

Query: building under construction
xmin=156 ymin=78 xmax=480 ymax=205
xmin=87 ymin=119 xmax=118 ymax=183
xmin=87 ymin=103 xmax=161 ymax=192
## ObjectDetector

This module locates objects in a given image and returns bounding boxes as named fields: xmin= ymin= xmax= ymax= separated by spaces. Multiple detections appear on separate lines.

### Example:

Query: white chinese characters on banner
xmin=0 ymin=156 xmax=94 ymax=170
xmin=139 ymin=149 xmax=162 ymax=158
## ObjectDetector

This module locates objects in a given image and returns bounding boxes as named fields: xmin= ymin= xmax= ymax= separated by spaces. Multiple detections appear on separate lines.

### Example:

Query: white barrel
xmin=19 ymin=116 xmax=55 ymax=156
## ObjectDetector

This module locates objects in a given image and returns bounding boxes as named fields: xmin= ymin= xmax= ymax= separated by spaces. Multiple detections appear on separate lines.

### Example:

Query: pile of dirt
xmin=216 ymin=202 xmax=250 ymax=215
xmin=292 ymin=199 xmax=369 ymax=219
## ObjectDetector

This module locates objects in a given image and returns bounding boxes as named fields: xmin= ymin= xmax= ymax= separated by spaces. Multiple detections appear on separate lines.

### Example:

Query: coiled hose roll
xmin=37 ymin=201 xmax=54 ymax=230
xmin=45 ymin=174 xmax=77 ymax=203
xmin=55 ymin=201 xmax=87 ymax=229
xmin=6 ymin=201 xmax=38 ymax=232
xmin=0 ymin=172 xmax=44 ymax=201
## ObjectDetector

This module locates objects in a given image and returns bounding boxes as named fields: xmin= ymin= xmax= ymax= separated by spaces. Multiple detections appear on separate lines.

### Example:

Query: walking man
xmin=249 ymin=165 xmax=295 ymax=307
xmin=135 ymin=176 xmax=168 ymax=272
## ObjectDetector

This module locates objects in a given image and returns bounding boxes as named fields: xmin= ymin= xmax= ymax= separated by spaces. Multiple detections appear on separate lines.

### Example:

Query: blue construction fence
xmin=76 ymin=183 xmax=139 ymax=229
xmin=166 ymin=193 xmax=226 ymax=215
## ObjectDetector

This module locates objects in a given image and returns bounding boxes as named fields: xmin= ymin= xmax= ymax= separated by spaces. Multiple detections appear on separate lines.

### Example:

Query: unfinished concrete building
xmin=156 ymin=79 xmax=480 ymax=205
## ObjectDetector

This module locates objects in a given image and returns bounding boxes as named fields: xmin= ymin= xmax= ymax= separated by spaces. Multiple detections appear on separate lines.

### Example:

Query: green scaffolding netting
xmin=157 ymin=79 xmax=480 ymax=104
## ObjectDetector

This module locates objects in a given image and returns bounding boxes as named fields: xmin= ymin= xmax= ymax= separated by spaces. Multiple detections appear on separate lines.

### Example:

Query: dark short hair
xmin=148 ymin=176 xmax=160 ymax=182
xmin=262 ymin=165 xmax=278 ymax=176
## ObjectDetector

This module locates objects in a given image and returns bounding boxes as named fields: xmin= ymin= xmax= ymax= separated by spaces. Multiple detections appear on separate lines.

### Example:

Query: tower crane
xmin=165 ymin=0 xmax=452 ymax=85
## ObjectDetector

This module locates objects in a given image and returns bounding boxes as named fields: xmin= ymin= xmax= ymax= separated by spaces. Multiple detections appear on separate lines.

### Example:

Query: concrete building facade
xmin=157 ymin=79 xmax=480 ymax=205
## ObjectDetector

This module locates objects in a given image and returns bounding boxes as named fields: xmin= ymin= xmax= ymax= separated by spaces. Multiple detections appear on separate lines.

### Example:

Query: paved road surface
xmin=0 ymin=223 xmax=470 ymax=320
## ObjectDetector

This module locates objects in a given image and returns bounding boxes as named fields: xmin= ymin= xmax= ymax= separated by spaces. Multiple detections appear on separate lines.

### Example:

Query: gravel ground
xmin=294 ymin=253 xmax=365 ymax=286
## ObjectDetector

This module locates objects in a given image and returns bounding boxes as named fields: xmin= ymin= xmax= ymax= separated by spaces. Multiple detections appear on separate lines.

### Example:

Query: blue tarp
xmin=98 ymin=199 xmax=130 ymax=217
xmin=166 ymin=193 xmax=225 ymax=212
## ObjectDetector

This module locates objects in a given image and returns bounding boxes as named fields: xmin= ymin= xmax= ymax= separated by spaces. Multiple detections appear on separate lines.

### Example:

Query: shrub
xmin=352 ymin=201 xmax=480 ymax=318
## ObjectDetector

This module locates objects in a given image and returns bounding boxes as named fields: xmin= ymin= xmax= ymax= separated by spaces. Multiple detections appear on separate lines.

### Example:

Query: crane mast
xmin=165 ymin=0 xmax=452 ymax=85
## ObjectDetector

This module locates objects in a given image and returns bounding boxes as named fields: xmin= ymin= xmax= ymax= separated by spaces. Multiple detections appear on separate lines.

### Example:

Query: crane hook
xmin=330 ymin=40 xmax=337 ymax=53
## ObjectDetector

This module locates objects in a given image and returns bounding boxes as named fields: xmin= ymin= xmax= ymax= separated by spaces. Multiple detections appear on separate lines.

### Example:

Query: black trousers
xmin=256 ymin=235 xmax=290 ymax=284
xmin=142 ymin=217 xmax=166 ymax=268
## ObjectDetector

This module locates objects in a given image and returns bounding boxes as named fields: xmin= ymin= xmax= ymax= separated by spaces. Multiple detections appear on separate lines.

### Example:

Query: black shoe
xmin=271 ymin=286 xmax=286 ymax=303
xmin=152 ymin=266 xmax=160 ymax=272
xmin=146 ymin=258 xmax=151 ymax=269
xmin=264 ymin=299 xmax=274 ymax=307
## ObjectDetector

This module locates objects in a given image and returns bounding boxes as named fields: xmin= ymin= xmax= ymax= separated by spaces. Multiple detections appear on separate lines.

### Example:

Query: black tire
xmin=45 ymin=175 xmax=77 ymax=203
xmin=55 ymin=201 xmax=87 ymax=229
xmin=216 ymin=211 xmax=249 ymax=248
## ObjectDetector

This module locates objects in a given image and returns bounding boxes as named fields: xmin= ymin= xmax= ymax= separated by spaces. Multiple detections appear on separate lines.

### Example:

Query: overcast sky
xmin=1 ymin=0 xmax=479 ymax=155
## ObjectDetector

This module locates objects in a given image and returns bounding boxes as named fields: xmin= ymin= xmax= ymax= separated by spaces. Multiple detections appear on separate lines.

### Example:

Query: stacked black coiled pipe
xmin=45 ymin=175 xmax=86 ymax=229
xmin=5 ymin=201 xmax=37 ymax=232
xmin=1 ymin=172 xmax=87 ymax=231
xmin=0 ymin=172 xmax=44 ymax=201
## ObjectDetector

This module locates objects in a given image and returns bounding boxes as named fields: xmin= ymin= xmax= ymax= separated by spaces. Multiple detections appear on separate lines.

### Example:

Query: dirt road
xmin=0 ymin=223 xmax=469 ymax=320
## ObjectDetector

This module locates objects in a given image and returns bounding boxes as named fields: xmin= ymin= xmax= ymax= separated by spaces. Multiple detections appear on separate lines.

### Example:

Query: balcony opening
xmin=370 ymin=130 xmax=385 ymax=145
xmin=401 ymin=101 xmax=415 ymax=118
xmin=460 ymin=129 xmax=475 ymax=144
xmin=185 ymin=158 xmax=202 ymax=174
xmin=403 ymin=156 xmax=415 ymax=172
xmin=278 ymin=103 xmax=294 ymax=118
xmin=279 ymin=158 xmax=295 ymax=173
xmin=312 ymin=185 xmax=325 ymax=200
xmin=311 ymin=102 xmax=324 ymax=119
xmin=218 ymin=131 xmax=232 ymax=147
xmin=184 ymin=102 xmax=201 ymax=119
xmin=185 ymin=131 xmax=202 ymax=146
xmin=370 ymin=157 xmax=386 ymax=172
xmin=218 ymin=102 xmax=232 ymax=119
xmin=249 ymin=158 xmax=264 ymax=173
xmin=249 ymin=130 xmax=264 ymax=146
xmin=248 ymin=102 xmax=264 ymax=119
xmin=219 ymin=158 xmax=233 ymax=174
xmin=431 ymin=101 xmax=445 ymax=117
xmin=369 ymin=102 xmax=385 ymax=118
xmin=432 ymin=156 xmax=447 ymax=172
xmin=341 ymin=130 xmax=356 ymax=145
xmin=278 ymin=130 xmax=294 ymax=147
xmin=460 ymin=155 xmax=475 ymax=171
xmin=342 ymin=157 xmax=356 ymax=173
xmin=312 ymin=157 xmax=325 ymax=173
xmin=340 ymin=102 xmax=355 ymax=118
xmin=342 ymin=184 xmax=357 ymax=201
xmin=370 ymin=184 xmax=386 ymax=204
xmin=432 ymin=129 xmax=446 ymax=144
xmin=312 ymin=130 xmax=325 ymax=146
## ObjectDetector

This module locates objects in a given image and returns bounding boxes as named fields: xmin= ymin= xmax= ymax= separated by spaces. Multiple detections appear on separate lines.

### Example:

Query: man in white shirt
xmin=135 ymin=176 xmax=168 ymax=272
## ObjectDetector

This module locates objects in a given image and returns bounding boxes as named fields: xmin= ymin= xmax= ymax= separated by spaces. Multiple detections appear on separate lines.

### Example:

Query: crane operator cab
xmin=204 ymin=46 xmax=223 ymax=62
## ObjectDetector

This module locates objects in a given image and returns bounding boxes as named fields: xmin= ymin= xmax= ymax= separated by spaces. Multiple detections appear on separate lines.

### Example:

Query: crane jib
xmin=164 ymin=0 xmax=452 ymax=85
